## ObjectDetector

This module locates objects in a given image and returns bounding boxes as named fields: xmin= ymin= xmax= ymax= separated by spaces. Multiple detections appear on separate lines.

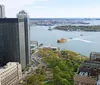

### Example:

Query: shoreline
xmin=54 ymin=25 xmax=100 ymax=32
xmin=53 ymin=29 xmax=100 ymax=32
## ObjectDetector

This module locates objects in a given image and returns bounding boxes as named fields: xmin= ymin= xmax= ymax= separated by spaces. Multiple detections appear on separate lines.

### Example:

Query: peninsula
xmin=54 ymin=25 xmax=100 ymax=32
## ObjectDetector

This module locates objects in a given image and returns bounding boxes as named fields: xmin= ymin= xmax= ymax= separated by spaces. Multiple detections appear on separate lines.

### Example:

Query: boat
xmin=48 ymin=26 xmax=52 ymax=31
xmin=69 ymin=37 xmax=73 ymax=39
xmin=48 ymin=28 xmax=52 ymax=31
xmin=80 ymin=34 xmax=83 ymax=36
xmin=57 ymin=38 xmax=67 ymax=43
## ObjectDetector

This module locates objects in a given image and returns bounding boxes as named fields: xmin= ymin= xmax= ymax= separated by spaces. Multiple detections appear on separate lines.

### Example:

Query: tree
xmin=37 ymin=49 xmax=88 ymax=85
xmin=25 ymin=74 xmax=45 ymax=85
xmin=31 ymin=50 xmax=35 ymax=54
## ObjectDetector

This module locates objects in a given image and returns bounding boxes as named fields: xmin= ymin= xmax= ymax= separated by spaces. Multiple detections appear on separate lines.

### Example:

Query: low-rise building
xmin=0 ymin=62 xmax=22 ymax=85
xmin=74 ymin=60 xmax=100 ymax=85
xmin=39 ymin=45 xmax=58 ymax=51
xmin=90 ymin=52 xmax=100 ymax=61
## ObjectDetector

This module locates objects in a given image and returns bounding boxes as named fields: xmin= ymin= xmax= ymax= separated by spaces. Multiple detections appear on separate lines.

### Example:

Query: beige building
xmin=0 ymin=62 xmax=22 ymax=85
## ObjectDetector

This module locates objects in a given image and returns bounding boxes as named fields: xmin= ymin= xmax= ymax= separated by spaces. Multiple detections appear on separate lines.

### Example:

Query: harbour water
xmin=30 ymin=26 xmax=100 ymax=57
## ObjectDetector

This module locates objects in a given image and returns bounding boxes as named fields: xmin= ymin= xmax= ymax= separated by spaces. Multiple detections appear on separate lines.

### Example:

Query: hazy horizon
xmin=1 ymin=0 xmax=100 ymax=18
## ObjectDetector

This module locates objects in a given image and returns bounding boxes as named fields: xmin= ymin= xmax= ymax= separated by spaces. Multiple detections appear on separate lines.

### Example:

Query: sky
xmin=1 ymin=0 xmax=100 ymax=18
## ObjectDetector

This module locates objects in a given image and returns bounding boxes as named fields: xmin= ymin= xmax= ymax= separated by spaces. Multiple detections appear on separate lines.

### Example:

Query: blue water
xmin=30 ymin=26 xmax=100 ymax=57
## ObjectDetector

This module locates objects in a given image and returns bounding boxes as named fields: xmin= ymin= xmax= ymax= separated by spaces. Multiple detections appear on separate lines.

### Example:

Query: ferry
xmin=48 ymin=26 xmax=52 ymax=31
xmin=69 ymin=37 xmax=73 ymax=39
xmin=80 ymin=34 xmax=83 ymax=36
xmin=57 ymin=38 xmax=67 ymax=43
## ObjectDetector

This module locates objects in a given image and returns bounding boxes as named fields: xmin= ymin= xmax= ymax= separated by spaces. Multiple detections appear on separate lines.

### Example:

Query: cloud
xmin=0 ymin=0 xmax=50 ymax=8
xmin=0 ymin=0 xmax=35 ymax=8
xmin=37 ymin=0 xmax=49 ymax=1
xmin=0 ymin=0 xmax=50 ymax=17
xmin=1 ymin=0 xmax=100 ymax=18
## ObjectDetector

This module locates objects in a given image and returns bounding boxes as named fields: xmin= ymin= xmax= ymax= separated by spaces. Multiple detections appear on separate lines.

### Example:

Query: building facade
xmin=0 ymin=10 xmax=30 ymax=69
xmin=17 ymin=10 xmax=31 ymax=66
xmin=90 ymin=52 xmax=100 ymax=61
xmin=74 ymin=60 xmax=100 ymax=85
xmin=0 ymin=5 xmax=5 ymax=18
xmin=0 ymin=62 xmax=22 ymax=85
xmin=0 ymin=18 xmax=19 ymax=66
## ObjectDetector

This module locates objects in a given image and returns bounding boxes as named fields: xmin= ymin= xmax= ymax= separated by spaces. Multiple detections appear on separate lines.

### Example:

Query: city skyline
xmin=1 ymin=0 xmax=100 ymax=18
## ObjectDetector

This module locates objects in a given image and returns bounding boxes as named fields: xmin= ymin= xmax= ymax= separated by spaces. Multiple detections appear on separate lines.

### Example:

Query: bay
xmin=30 ymin=26 xmax=100 ymax=57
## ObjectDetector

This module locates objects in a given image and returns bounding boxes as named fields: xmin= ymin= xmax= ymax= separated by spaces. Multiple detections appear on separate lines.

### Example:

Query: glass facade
xmin=18 ymin=18 xmax=26 ymax=69
xmin=17 ymin=10 xmax=30 ymax=68
xmin=0 ymin=16 xmax=30 ymax=69
xmin=24 ymin=18 xmax=30 ymax=65
xmin=0 ymin=7 xmax=2 ymax=18
xmin=0 ymin=18 xmax=20 ymax=66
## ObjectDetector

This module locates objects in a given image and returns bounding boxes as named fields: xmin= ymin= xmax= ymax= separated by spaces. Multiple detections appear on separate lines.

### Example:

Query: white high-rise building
xmin=0 ymin=62 xmax=22 ymax=85
xmin=17 ymin=10 xmax=31 ymax=66
xmin=0 ymin=5 xmax=5 ymax=18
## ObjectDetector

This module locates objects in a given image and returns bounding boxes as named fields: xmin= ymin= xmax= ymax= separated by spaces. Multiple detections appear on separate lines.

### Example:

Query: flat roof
xmin=0 ymin=18 xmax=18 ymax=23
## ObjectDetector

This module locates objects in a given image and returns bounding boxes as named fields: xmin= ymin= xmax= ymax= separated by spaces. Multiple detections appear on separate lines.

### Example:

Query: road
xmin=31 ymin=49 xmax=46 ymax=67
xmin=17 ymin=50 xmax=40 ymax=85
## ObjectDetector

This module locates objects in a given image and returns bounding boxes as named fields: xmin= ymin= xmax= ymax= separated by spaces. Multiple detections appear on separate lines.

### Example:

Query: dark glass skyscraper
xmin=0 ymin=10 xmax=30 ymax=69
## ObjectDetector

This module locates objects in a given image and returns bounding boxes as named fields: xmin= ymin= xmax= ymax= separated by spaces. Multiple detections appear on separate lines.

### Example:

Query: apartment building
xmin=74 ymin=60 xmax=100 ymax=85
xmin=0 ymin=62 xmax=22 ymax=85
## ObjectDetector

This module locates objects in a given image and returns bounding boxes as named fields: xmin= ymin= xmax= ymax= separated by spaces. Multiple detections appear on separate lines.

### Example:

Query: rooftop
xmin=18 ymin=10 xmax=27 ymax=14
xmin=0 ymin=62 xmax=20 ymax=74
xmin=0 ymin=5 xmax=5 ymax=7
xmin=84 ymin=60 xmax=100 ymax=64
xmin=90 ymin=52 xmax=100 ymax=56
xmin=77 ymin=60 xmax=100 ymax=77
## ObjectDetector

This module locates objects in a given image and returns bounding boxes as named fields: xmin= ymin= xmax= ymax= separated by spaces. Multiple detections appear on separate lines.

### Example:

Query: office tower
xmin=0 ymin=62 xmax=22 ymax=85
xmin=0 ymin=10 xmax=30 ymax=69
xmin=0 ymin=5 xmax=5 ymax=18
xmin=17 ymin=10 xmax=30 ymax=66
